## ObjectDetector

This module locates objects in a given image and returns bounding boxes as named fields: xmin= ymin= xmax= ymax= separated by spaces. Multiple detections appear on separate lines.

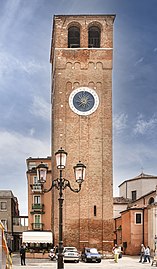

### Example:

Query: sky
xmin=0 ymin=0 xmax=157 ymax=215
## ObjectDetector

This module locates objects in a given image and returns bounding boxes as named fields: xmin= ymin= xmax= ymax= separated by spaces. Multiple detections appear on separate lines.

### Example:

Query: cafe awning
xmin=22 ymin=231 xmax=53 ymax=243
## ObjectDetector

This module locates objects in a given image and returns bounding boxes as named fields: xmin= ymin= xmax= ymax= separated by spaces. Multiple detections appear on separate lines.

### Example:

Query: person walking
xmin=139 ymin=243 xmax=145 ymax=263
xmin=20 ymin=245 xmax=26 ymax=266
xmin=55 ymin=245 xmax=59 ymax=259
xmin=143 ymin=246 xmax=150 ymax=263
xmin=113 ymin=244 xmax=119 ymax=263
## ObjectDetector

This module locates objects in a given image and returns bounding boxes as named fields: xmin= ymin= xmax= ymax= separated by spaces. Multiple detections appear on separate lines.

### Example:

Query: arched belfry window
xmin=68 ymin=26 xmax=80 ymax=48
xmin=88 ymin=26 xmax=100 ymax=48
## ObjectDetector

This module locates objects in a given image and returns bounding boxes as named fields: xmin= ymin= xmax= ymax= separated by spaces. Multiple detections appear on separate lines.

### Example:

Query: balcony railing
xmin=31 ymin=223 xmax=44 ymax=230
xmin=32 ymin=204 xmax=44 ymax=210
xmin=30 ymin=183 xmax=43 ymax=192
xmin=30 ymin=204 xmax=45 ymax=215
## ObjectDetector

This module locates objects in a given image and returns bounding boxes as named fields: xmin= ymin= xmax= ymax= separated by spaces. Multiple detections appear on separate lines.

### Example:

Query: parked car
xmin=63 ymin=246 xmax=79 ymax=263
xmin=81 ymin=247 xmax=101 ymax=263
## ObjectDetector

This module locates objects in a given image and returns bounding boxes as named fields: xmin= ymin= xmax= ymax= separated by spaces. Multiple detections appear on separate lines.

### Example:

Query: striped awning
xmin=22 ymin=231 xmax=53 ymax=243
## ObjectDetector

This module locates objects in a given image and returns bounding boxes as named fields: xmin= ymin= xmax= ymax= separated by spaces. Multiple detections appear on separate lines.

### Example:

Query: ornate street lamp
xmin=36 ymin=148 xmax=86 ymax=269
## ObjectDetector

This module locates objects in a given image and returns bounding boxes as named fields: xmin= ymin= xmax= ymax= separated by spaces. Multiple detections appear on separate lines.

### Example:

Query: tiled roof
xmin=134 ymin=172 xmax=156 ymax=179
xmin=119 ymin=172 xmax=157 ymax=187
xmin=113 ymin=196 xmax=132 ymax=204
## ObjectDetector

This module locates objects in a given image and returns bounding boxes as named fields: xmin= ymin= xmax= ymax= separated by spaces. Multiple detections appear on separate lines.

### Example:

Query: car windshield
xmin=89 ymin=248 xmax=98 ymax=253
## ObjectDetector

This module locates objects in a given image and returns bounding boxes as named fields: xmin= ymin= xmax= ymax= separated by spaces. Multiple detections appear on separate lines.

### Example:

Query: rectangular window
xmin=0 ymin=201 xmax=7 ymax=211
xmin=34 ymin=214 xmax=41 ymax=229
xmin=34 ymin=196 xmax=41 ymax=204
xmin=33 ymin=176 xmax=38 ymax=184
xmin=135 ymin=213 xmax=142 ymax=224
xmin=28 ymin=162 xmax=36 ymax=170
xmin=33 ymin=176 xmax=42 ymax=191
xmin=94 ymin=205 xmax=97 ymax=216
xmin=132 ymin=190 xmax=137 ymax=201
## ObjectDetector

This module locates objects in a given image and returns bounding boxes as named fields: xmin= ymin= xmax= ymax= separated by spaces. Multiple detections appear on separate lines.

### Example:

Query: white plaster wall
xmin=119 ymin=178 xmax=157 ymax=199
xmin=113 ymin=204 xmax=128 ymax=218
xmin=148 ymin=206 xmax=157 ymax=252
xmin=119 ymin=183 xmax=127 ymax=198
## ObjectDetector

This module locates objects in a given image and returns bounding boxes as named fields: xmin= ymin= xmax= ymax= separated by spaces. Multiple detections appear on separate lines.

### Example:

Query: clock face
xmin=69 ymin=87 xmax=99 ymax=116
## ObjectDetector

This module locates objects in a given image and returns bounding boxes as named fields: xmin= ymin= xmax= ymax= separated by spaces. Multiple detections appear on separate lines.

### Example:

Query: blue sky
xmin=0 ymin=0 xmax=157 ymax=215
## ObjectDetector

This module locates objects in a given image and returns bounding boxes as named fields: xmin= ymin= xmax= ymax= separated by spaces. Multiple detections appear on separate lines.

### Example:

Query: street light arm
xmin=63 ymin=179 xmax=82 ymax=193
xmin=43 ymin=178 xmax=82 ymax=193
xmin=43 ymin=178 xmax=60 ymax=193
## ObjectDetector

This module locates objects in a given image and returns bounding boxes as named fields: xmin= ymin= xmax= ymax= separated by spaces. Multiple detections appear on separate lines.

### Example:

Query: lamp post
xmin=36 ymin=148 xmax=86 ymax=269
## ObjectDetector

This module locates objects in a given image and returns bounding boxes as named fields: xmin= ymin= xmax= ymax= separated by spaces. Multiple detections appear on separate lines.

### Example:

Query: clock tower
xmin=50 ymin=14 xmax=115 ymax=251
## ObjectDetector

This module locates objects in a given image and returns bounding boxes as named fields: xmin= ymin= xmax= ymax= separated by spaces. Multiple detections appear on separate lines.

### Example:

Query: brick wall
xmin=51 ymin=15 xmax=115 ymax=251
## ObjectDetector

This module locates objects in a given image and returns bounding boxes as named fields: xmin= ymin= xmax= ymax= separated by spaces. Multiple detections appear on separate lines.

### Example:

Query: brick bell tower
xmin=50 ymin=14 xmax=115 ymax=252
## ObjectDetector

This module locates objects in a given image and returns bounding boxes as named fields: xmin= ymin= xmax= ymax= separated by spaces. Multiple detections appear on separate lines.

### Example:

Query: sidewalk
xmin=12 ymin=254 xmax=153 ymax=269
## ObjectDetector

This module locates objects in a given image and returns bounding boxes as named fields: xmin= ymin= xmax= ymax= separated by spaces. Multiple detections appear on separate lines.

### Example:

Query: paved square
xmin=12 ymin=254 xmax=153 ymax=269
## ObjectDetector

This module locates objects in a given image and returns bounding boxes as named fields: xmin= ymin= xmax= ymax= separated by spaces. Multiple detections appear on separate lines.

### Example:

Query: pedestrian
xmin=55 ymin=245 xmax=59 ymax=259
xmin=139 ymin=243 xmax=145 ymax=262
xmin=20 ymin=245 xmax=26 ymax=266
xmin=143 ymin=246 xmax=150 ymax=263
xmin=55 ymin=245 xmax=58 ymax=253
xmin=112 ymin=244 xmax=119 ymax=263
xmin=8 ymin=247 xmax=12 ymax=257
xmin=151 ymin=249 xmax=157 ymax=266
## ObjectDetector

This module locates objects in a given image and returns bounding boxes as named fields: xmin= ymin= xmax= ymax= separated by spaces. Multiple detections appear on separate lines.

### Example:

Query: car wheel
xmin=84 ymin=257 xmax=88 ymax=263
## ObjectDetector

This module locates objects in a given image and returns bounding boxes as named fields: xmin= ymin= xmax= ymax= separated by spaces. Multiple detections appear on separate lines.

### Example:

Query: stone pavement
xmin=12 ymin=253 xmax=154 ymax=269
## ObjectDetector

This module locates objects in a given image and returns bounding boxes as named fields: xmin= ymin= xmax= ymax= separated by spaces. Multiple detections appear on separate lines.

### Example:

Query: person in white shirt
xmin=112 ymin=244 xmax=119 ymax=263
xmin=143 ymin=246 xmax=150 ymax=263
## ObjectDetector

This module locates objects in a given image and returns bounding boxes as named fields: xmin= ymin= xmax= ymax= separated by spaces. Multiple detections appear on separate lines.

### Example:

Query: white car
xmin=63 ymin=246 xmax=79 ymax=263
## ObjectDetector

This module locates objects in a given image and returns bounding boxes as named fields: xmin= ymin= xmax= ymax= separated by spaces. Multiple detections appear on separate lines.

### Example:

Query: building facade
xmin=119 ymin=172 xmax=157 ymax=201
xmin=0 ymin=190 xmax=24 ymax=251
xmin=50 ymin=14 xmax=115 ymax=251
xmin=26 ymin=157 xmax=52 ymax=233
xmin=114 ymin=173 xmax=157 ymax=255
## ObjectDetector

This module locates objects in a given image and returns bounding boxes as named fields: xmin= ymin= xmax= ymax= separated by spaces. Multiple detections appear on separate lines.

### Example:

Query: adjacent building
xmin=114 ymin=172 xmax=157 ymax=255
xmin=25 ymin=157 xmax=53 ymax=253
xmin=119 ymin=172 xmax=157 ymax=201
xmin=26 ymin=157 xmax=52 ymax=232
xmin=0 ymin=190 xmax=27 ymax=251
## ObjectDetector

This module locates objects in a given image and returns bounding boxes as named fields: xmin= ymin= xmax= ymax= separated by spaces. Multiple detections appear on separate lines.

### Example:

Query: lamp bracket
xmin=43 ymin=178 xmax=82 ymax=193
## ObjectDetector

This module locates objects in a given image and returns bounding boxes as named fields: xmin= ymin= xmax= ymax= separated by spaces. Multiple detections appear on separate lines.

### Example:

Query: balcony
xmin=30 ymin=204 xmax=45 ymax=214
xmin=30 ymin=183 xmax=43 ymax=193
xmin=31 ymin=223 xmax=44 ymax=230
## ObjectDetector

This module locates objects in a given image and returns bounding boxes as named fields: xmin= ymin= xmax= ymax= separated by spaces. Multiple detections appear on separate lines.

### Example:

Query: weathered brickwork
xmin=50 ymin=15 xmax=115 ymax=252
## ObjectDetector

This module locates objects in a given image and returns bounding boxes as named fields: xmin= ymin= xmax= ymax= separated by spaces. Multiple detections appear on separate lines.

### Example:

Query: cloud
xmin=0 ymin=0 xmax=21 ymax=35
xmin=113 ymin=113 xmax=128 ymax=134
xmin=134 ymin=57 xmax=144 ymax=66
xmin=154 ymin=48 xmax=157 ymax=52
xmin=0 ymin=49 xmax=45 ymax=80
xmin=113 ymin=136 xmax=157 ymax=196
xmin=133 ymin=114 xmax=157 ymax=135
xmin=0 ymin=130 xmax=50 ymax=214
xmin=29 ymin=128 xmax=35 ymax=136
xmin=0 ymin=130 xmax=50 ymax=164
xmin=30 ymin=96 xmax=50 ymax=121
